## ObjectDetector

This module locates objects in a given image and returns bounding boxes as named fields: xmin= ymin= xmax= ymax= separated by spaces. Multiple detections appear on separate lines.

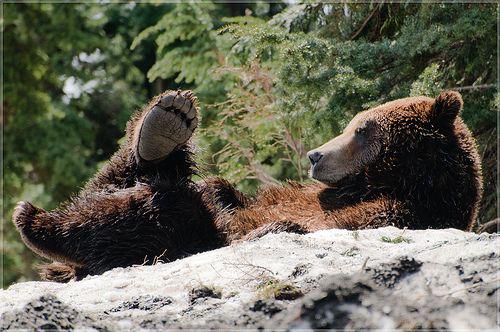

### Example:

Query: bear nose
xmin=308 ymin=151 xmax=323 ymax=166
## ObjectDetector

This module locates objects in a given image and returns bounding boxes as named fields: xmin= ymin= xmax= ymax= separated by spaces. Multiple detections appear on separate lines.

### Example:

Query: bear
xmin=12 ymin=89 xmax=483 ymax=282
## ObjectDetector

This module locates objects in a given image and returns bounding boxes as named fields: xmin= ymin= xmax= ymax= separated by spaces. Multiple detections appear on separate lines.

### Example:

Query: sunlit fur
xmin=13 ymin=91 xmax=482 ymax=282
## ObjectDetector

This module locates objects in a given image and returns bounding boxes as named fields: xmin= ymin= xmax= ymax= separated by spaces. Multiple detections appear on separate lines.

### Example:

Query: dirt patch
xmin=189 ymin=285 xmax=222 ymax=303
xmin=289 ymin=263 xmax=312 ymax=278
xmin=0 ymin=295 xmax=103 ymax=331
xmin=270 ymin=260 xmax=497 ymax=330
xmin=249 ymin=299 xmax=283 ymax=317
xmin=365 ymin=256 xmax=422 ymax=288
xmin=109 ymin=295 xmax=173 ymax=312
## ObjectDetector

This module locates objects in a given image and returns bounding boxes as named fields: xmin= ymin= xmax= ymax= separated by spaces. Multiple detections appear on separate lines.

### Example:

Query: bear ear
xmin=431 ymin=90 xmax=463 ymax=126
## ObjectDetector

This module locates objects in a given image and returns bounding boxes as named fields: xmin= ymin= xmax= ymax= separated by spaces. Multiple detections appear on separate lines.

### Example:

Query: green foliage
xmin=2 ymin=3 xmax=168 ymax=287
xmin=162 ymin=3 xmax=496 ymax=199
xmin=138 ymin=2 xmax=496 ymax=222
xmin=410 ymin=64 xmax=444 ymax=97
xmin=132 ymin=4 xmax=219 ymax=83
xmin=4 ymin=4 xmax=99 ymax=286
xmin=131 ymin=3 xmax=236 ymax=103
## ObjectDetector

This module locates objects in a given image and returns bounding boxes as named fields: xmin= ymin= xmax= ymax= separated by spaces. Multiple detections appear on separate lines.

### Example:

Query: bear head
xmin=307 ymin=90 xmax=483 ymax=230
xmin=307 ymin=91 xmax=469 ymax=186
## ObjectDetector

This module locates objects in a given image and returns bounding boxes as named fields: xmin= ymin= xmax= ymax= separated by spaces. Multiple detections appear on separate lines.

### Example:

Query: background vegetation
xmin=2 ymin=2 xmax=497 ymax=287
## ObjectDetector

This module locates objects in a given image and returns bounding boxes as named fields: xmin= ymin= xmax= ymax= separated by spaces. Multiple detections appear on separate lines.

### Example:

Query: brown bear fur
xmin=12 ymin=90 xmax=483 ymax=282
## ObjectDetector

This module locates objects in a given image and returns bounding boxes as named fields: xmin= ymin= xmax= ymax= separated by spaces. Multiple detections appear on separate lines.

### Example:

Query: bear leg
xmin=200 ymin=177 xmax=250 ymax=211
xmin=12 ymin=201 xmax=83 ymax=265
xmin=82 ymin=89 xmax=199 ymax=193
xmin=13 ymin=184 xmax=218 ymax=278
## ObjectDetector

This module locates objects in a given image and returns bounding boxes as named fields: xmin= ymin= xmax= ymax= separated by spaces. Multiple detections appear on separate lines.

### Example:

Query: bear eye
xmin=355 ymin=127 xmax=367 ymax=136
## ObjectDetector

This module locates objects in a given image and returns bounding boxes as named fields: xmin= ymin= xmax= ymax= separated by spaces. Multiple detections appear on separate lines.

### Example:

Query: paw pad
xmin=136 ymin=90 xmax=199 ymax=162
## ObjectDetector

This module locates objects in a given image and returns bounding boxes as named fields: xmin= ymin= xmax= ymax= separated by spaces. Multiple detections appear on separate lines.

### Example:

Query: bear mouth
xmin=310 ymin=169 xmax=341 ymax=186
xmin=310 ymin=165 xmax=360 ymax=188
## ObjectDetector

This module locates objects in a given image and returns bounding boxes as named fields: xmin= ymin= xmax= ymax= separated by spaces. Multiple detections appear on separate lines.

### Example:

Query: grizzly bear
xmin=12 ymin=89 xmax=483 ymax=282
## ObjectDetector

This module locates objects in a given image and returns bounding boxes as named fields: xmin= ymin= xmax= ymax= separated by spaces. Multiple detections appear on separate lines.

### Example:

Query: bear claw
xmin=135 ymin=90 xmax=199 ymax=162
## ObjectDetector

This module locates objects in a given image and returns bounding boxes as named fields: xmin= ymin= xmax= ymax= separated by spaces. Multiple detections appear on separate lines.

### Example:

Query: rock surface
xmin=1 ymin=227 xmax=498 ymax=330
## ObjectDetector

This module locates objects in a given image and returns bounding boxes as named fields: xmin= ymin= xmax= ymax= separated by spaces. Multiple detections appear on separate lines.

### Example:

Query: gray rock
xmin=1 ymin=227 xmax=498 ymax=330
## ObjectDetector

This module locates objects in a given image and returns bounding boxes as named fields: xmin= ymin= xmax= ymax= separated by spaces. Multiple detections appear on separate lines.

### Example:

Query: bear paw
xmin=135 ymin=90 xmax=199 ymax=162
xmin=12 ymin=201 xmax=39 ymax=231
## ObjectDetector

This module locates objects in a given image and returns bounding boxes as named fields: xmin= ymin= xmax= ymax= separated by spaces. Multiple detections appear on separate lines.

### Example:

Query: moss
xmin=256 ymin=278 xmax=303 ymax=300
xmin=380 ymin=235 xmax=411 ymax=244
xmin=341 ymin=247 xmax=360 ymax=257
xmin=226 ymin=291 xmax=239 ymax=298
xmin=189 ymin=285 xmax=222 ymax=303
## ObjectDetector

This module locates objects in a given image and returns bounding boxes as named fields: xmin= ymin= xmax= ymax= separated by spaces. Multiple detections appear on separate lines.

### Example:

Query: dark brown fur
xmin=12 ymin=90 xmax=483 ymax=282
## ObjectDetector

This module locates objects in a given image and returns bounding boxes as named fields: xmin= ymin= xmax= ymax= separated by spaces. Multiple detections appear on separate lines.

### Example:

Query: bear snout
xmin=307 ymin=151 xmax=323 ymax=166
